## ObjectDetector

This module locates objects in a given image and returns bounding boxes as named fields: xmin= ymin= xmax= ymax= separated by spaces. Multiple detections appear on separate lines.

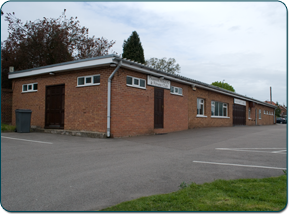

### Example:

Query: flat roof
xmin=8 ymin=55 xmax=276 ymax=109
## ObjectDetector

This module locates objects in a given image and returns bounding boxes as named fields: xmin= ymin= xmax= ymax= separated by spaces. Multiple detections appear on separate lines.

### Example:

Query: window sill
xmin=126 ymin=84 xmax=146 ymax=90
xmin=170 ymin=93 xmax=183 ymax=96
xmin=196 ymin=115 xmax=207 ymax=118
xmin=211 ymin=116 xmax=230 ymax=119
xmin=22 ymin=91 xmax=37 ymax=93
xmin=76 ymin=83 xmax=100 ymax=88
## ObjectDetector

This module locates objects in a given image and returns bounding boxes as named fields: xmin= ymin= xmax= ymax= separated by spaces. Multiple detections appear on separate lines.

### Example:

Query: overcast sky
xmin=1 ymin=1 xmax=287 ymax=105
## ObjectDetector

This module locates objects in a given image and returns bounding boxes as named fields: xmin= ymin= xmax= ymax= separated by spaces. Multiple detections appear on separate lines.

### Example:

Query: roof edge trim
xmin=9 ymin=57 xmax=115 ymax=79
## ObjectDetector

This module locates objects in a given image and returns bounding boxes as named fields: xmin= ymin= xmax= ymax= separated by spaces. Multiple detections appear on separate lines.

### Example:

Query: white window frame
xmin=126 ymin=76 xmax=146 ymax=89
xmin=170 ymin=86 xmax=183 ymax=96
xmin=197 ymin=98 xmax=206 ymax=117
xmin=259 ymin=109 xmax=262 ymax=119
xmin=211 ymin=101 xmax=230 ymax=118
xmin=223 ymin=103 xmax=228 ymax=117
xmin=77 ymin=74 xmax=100 ymax=87
xmin=22 ymin=82 xmax=38 ymax=93
xmin=248 ymin=107 xmax=251 ymax=119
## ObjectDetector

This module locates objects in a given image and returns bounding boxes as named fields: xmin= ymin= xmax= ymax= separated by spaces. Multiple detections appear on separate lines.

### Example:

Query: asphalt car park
xmin=1 ymin=124 xmax=287 ymax=211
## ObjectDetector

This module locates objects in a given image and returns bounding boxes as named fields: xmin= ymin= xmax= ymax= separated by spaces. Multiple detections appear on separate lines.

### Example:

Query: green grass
xmin=101 ymin=175 xmax=287 ymax=211
xmin=1 ymin=123 xmax=16 ymax=132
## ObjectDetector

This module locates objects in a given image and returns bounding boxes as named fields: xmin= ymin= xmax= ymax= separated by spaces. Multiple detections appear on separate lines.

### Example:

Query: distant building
xmin=264 ymin=101 xmax=287 ymax=117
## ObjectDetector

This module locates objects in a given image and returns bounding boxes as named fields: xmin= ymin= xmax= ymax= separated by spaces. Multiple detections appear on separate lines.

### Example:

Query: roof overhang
xmin=8 ymin=56 xmax=115 ymax=79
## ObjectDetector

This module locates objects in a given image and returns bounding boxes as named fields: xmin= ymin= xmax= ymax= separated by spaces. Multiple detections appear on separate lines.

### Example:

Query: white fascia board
xmin=122 ymin=63 xmax=276 ymax=109
xmin=9 ymin=57 xmax=114 ymax=79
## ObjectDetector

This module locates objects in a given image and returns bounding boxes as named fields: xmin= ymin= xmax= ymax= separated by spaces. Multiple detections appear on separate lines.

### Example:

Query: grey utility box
xmin=15 ymin=109 xmax=32 ymax=133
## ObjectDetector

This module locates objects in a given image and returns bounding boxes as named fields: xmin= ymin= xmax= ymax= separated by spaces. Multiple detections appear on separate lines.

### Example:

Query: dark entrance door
xmin=233 ymin=104 xmax=246 ymax=126
xmin=154 ymin=87 xmax=164 ymax=129
xmin=45 ymin=84 xmax=65 ymax=129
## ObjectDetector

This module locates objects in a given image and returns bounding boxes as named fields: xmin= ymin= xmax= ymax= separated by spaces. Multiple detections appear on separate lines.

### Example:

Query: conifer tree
xmin=122 ymin=31 xmax=145 ymax=64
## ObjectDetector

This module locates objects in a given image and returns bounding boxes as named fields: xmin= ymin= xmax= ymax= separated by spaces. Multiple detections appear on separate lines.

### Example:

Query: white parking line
xmin=217 ymin=148 xmax=285 ymax=150
xmin=193 ymin=161 xmax=286 ymax=170
xmin=216 ymin=148 xmax=287 ymax=154
xmin=1 ymin=136 xmax=53 ymax=144
xmin=272 ymin=150 xmax=287 ymax=154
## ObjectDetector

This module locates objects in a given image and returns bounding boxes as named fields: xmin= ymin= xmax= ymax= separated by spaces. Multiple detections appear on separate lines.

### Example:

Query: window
xmin=22 ymin=83 xmax=38 ymax=93
xmin=248 ymin=107 xmax=251 ymax=118
xmin=223 ymin=103 xmax=228 ymax=117
xmin=259 ymin=109 xmax=262 ymax=119
xmin=170 ymin=86 xmax=183 ymax=96
xmin=211 ymin=101 xmax=228 ymax=117
xmin=77 ymin=74 xmax=100 ymax=87
xmin=126 ymin=76 xmax=146 ymax=89
xmin=197 ymin=98 xmax=205 ymax=115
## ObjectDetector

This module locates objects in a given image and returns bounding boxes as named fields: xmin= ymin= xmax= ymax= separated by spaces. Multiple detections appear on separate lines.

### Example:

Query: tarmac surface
xmin=1 ymin=124 xmax=287 ymax=211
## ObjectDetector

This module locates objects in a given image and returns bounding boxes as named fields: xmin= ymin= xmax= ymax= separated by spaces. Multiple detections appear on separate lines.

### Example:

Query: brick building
xmin=264 ymin=101 xmax=287 ymax=117
xmin=9 ymin=55 xmax=276 ymax=137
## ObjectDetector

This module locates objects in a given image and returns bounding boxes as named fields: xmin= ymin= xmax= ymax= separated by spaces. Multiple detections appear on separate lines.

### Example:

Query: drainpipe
xmin=107 ymin=61 xmax=122 ymax=138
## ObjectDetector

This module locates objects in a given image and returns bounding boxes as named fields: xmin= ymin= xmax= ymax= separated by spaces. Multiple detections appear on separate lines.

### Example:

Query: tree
xmin=211 ymin=81 xmax=235 ymax=92
xmin=145 ymin=57 xmax=180 ymax=74
xmin=275 ymin=102 xmax=281 ymax=117
xmin=122 ymin=31 xmax=145 ymax=64
xmin=1 ymin=10 xmax=116 ymax=89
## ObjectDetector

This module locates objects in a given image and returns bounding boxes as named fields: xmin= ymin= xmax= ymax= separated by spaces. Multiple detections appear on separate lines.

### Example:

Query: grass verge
xmin=101 ymin=175 xmax=287 ymax=211
xmin=1 ymin=124 xmax=16 ymax=132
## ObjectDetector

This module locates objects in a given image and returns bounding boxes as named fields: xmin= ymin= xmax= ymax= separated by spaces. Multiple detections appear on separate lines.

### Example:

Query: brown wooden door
xmin=154 ymin=87 xmax=164 ymax=129
xmin=45 ymin=84 xmax=65 ymax=129
xmin=233 ymin=104 xmax=246 ymax=126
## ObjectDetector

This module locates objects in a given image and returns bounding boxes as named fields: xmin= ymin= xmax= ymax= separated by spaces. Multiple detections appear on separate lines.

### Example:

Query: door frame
xmin=233 ymin=104 xmax=246 ymax=126
xmin=45 ymin=84 xmax=65 ymax=129
xmin=255 ymin=108 xmax=258 ymax=125
xmin=154 ymin=87 xmax=164 ymax=129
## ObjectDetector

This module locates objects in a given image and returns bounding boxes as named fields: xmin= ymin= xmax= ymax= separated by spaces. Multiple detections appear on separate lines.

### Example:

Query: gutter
xmin=107 ymin=61 xmax=122 ymax=138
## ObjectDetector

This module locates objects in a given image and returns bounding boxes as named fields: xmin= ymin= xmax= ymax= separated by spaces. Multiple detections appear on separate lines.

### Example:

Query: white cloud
xmin=1 ymin=1 xmax=287 ymax=104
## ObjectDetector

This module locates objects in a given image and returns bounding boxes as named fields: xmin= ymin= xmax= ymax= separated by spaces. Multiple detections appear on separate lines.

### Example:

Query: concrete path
xmin=1 ymin=124 xmax=286 ymax=211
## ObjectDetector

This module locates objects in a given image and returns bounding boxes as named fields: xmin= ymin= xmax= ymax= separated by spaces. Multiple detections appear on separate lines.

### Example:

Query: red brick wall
xmin=1 ymin=88 xmax=13 ymax=124
xmin=189 ymin=87 xmax=275 ymax=128
xmin=246 ymin=103 xmax=275 ymax=126
xmin=11 ymin=66 xmax=189 ymax=137
xmin=163 ymin=81 xmax=189 ymax=134
xmin=110 ymin=69 xmax=154 ymax=137
xmin=12 ymin=67 xmax=113 ymax=132
xmin=110 ymin=69 xmax=188 ymax=137
xmin=188 ymin=87 xmax=233 ymax=128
